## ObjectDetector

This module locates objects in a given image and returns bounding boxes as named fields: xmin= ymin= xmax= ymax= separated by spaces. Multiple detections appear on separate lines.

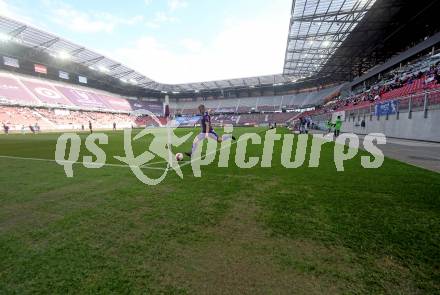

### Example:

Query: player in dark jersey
xmin=3 ymin=123 xmax=9 ymax=135
xmin=200 ymin=107 xmax=218 ymax=139
xmin=185 ymin=104 xmax=235 ymax=157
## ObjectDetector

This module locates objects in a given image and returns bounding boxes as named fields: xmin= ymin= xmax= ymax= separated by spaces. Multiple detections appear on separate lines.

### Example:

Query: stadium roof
xmin=0 ymin=16 xmax=161 ymax=89
xmin=320 ymin=0 xmax=440 ymax=81
xmin=156 ymin=74 xmax=296 ymax=93
xmin=283 ymin=0 xmax=377 ymax=78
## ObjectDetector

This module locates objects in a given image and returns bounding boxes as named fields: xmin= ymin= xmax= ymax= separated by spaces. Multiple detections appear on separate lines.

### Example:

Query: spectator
xmin=435 ymin=70 xmax=440 ymax=84
xmin=3 ymin=123 xmax=9 ymax=135
xmin=361 ymin=119 xmax=366 ymax=129
xmin=327 ymin=120 xmax=333 ymax=133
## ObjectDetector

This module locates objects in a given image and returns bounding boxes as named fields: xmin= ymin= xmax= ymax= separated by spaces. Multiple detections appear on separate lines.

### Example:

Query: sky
xmin=0 ymin=0 xmax=292 ymax=84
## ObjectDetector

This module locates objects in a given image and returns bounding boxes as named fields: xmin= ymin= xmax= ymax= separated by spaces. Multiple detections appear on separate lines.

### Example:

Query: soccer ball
xmin=175 ymin=153 xmax=184 ymax=161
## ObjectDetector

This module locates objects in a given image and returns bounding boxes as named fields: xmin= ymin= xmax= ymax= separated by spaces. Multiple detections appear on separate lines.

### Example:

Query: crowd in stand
xmin=0 ymin=105 xmax=134 ymax=133
xmin=0 ymin=106 xmax=50 ymax=132
xmin=186 ymin=112 xmax=299 ymax=126
xmin=310 ymin=55 xmax=440 ymax=117
xmin=352 ymin=61 xmax=440 ymax=103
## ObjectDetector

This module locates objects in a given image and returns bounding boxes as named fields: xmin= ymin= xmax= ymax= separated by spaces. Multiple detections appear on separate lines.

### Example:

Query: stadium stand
xmin=0 ymin=71 xmax=165 ymax=130
xmin=0 ymin=106 xmax=53 ymax=130
xmin=0 ymin=71 xmax=163 ymax=114
xmin=0 ymin=105 xmax=134 ymax=131
xmin=211 ymin=114 xmax=239 ymax=126
xmin=283 ymin=51 xmax=440 ymax=142
xmin=172 ymin=84 xmax=342 ymax=115
xmin=298 ymin=53 xmax=440 ymax=119
xmin=238 ymin=113 xmax=269 ymax=125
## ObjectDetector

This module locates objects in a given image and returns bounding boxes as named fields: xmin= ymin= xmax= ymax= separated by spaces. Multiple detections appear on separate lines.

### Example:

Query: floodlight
xmin=98 ymin=66 xmax=109 ymax=73
xmin=322 ymin=41 xmax=331 ymax=47
xmin=0 ymin=32 xmax=11 ymax=42
xmin=58 ymin=51 xmax=70 ymax=60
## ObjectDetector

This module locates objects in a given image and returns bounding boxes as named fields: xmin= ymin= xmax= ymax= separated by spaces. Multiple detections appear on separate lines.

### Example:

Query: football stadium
xmin=1 ymin=0 xmax=440 ymax=293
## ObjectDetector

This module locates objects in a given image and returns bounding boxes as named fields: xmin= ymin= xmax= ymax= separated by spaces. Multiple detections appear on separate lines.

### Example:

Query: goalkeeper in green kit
xmin=334 ymin=116 xmax=342 ymax=137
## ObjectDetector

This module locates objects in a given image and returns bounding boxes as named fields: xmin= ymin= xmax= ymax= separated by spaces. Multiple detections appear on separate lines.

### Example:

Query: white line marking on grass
xmin=0 ymin=155 xmax=167 ymax=171
xmin=140 ymin=160 xmax=169 ymax=167
xmin=179 ymin=130 xmax=269 ymax=169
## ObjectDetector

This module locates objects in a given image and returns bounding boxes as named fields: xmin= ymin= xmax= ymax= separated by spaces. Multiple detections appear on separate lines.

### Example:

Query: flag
xmin=78 ymin=76 xmax=87 ymax=84
xmin=59 ymin=71 xmax=69 ymax=80
xmin=34 ymin=64 xmax=47 ymax=74
xmin=3 ymin=56 xmax=19 ymax=68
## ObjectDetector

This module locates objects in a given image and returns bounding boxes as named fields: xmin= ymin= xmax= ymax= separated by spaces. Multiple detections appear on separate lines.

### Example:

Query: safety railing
xmin=348 ymin=88 xmax=440 ymax=121
xmin=311 ymin=88 xmax=440 ymax=126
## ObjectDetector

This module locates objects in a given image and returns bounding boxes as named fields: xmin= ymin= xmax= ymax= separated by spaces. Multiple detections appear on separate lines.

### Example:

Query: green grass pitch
xmin=0 ymin=127 xmax=439 ymax=294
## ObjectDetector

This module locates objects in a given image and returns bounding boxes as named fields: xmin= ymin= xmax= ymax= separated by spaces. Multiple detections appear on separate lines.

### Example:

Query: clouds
xmin=145 ymin=0 xmax=187 ymax=29
xmin=113 ymin=4 xmax=291 ymax=84
xmin=145 ymin=12 xmax=177 ymax=29
xmin=40 ymin=0 xmax=187 ymax=32
xmin=44 ymin=2 xmax=144 ymax=33
xmin=0 ymin=0 xmax=33 ymax=23
xmin=0 ymin=0 xmax=136 ymax=34
xmin=168 ymin=0 xmax=188 ymax=11
xmin=181 ymin=38 xmax=203 ymax=53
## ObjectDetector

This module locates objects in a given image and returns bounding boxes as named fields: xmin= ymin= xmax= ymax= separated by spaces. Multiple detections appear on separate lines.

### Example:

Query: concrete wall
xmin=341 ymin=109 xmax=440 ymax=142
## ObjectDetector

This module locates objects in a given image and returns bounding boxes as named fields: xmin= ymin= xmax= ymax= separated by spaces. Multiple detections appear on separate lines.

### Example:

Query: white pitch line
xmin=179 ymin=134 xmax=253 ymax=169
xmin=0 ymin=130 xmax=272 ymax=171
xmin=140 ymin=160 xmax=169 ymax=167
xmin=0 ymin=155 xmax=167 ymax=171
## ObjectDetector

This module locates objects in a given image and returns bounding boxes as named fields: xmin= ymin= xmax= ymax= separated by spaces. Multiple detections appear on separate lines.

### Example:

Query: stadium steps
xmin=32 ymin=110 xmax=57 ymax=128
